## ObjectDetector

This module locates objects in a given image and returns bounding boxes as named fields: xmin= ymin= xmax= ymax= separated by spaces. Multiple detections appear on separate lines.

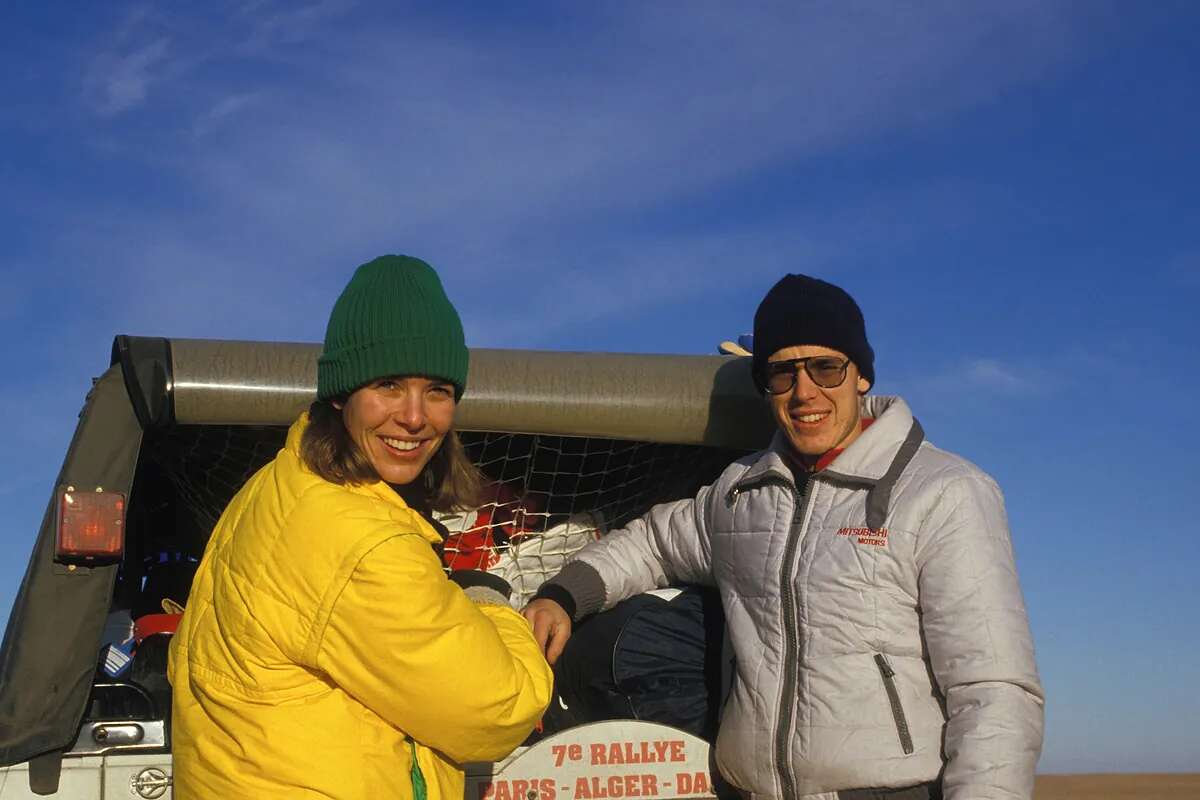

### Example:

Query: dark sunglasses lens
xmin=765 ymin=368 xmax=795 ymax=394
xmin=807 ymin=358 xmax=847 ymax=387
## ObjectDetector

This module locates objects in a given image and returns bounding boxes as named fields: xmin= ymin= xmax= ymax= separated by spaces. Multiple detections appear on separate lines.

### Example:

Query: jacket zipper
xmin=775 ymin=479 xmax=815 ymax=800
xmin=726 ymin=472 xmax=791 ymax=506
xmin=874 ymin=654 xmax=914 ymax=755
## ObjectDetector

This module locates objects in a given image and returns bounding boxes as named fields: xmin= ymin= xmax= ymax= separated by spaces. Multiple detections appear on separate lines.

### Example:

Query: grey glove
xmin=448 ymin=570 xmax=512 ymax=606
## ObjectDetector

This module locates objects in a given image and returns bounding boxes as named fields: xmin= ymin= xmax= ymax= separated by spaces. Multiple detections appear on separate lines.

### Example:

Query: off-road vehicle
xmin=0 ymin=336 xmax=769 ymax=799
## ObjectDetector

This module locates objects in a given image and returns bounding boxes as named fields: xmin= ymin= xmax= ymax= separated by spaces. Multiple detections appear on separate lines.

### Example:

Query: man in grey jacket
xmin=523 ymin=275 xmax=1044 ymax=800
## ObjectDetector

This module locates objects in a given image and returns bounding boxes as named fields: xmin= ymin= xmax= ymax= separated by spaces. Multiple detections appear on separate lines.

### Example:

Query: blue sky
xmin=2 ymin=0 xmax=1198 ymax=775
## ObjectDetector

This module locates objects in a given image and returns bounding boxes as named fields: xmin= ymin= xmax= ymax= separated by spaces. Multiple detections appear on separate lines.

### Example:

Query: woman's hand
xmin=521 ymin=599 xmax=572 ymax=665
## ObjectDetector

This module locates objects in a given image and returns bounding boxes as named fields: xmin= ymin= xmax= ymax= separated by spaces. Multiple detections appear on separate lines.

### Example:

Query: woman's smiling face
xmin=336 ymin=376 xmax=457 ymax=485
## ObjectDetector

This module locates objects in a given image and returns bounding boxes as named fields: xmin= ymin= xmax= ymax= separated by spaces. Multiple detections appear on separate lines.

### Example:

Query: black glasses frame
xmin=762 ymin=356 xmax=851 ymax=394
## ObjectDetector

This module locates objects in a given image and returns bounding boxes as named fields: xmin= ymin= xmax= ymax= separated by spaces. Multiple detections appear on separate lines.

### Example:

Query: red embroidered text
xmin=836 ymin=527 xmax=889 ymax=547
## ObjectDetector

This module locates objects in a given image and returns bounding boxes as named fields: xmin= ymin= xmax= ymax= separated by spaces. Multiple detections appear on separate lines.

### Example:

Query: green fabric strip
xmin=409 ymin=739 xmax=427 ymax=800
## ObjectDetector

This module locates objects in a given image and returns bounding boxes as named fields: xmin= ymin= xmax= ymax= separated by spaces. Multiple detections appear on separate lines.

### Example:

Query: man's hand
xmin=522 ymin=598 xmax=572 ymax=665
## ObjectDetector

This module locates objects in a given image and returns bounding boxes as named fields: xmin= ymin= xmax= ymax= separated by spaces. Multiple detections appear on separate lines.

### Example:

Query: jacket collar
xmin=285 ymin=413 xmax=444 ymax=546
xmin=819 ymin=395 xmax=915 ymax=484
xmin=736 ymin=395 xmax=916 ymax=490
xmin=733 ymin=434 xmax=797 ymax=490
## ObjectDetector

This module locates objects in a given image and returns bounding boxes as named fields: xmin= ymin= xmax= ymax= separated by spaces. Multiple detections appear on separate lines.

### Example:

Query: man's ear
xmin=857 ymin=376 xmax=871 ymax=395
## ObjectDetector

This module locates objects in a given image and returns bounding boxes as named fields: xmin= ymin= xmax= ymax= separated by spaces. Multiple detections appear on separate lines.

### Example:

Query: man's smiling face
xmin=765 ymin=344 xmax=871 ymax=464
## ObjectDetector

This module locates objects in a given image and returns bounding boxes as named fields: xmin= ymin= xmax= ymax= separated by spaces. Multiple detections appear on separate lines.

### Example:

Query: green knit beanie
xmin=317 ymin=255 xmax=468 ymax=401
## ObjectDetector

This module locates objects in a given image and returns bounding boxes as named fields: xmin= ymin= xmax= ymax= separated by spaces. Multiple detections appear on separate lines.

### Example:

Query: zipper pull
xmin=874 ymin=653 xmax=895 ymax=677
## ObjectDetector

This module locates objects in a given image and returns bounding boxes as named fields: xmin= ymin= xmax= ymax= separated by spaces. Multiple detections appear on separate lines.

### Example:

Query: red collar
xmin=810 ymin=417 xmax=875 ymax=472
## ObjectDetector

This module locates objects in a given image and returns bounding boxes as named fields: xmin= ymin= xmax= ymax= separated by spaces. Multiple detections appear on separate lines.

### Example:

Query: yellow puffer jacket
xmin=168 ymin=415 xmax=553 ymax=799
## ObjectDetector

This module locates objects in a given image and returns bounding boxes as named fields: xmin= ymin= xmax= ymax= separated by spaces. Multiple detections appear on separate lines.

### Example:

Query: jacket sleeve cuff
xmin=530 ymin=583 xmax=576 ymax=621
xmin=449 ymin=570 xmax=512 ymax=606
xmin=536 ymin=561 xmax=606 ymax=622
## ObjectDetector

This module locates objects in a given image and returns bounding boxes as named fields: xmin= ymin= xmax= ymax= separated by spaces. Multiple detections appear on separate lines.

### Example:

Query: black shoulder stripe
xmin=865 ymin=418 xmax=925 ymax=532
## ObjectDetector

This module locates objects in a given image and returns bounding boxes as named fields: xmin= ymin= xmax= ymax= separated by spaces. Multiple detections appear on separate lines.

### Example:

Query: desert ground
xmin=1035 ymin=774 xmax=1200 ymax=799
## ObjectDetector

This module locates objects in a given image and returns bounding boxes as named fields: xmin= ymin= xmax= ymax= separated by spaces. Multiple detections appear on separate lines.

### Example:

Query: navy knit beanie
xmin=751 ymin=274 xmax=875 ymax=393
xmin=317 ymin=255 xmax=468 ymax=401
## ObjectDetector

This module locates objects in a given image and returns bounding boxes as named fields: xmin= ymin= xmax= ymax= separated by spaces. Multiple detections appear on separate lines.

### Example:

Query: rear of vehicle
xmin=0 ymin=336 xmax=770 ymax=799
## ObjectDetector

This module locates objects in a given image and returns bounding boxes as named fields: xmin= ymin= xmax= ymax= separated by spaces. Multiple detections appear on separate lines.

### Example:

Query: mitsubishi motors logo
xmin=131 ymin=767 xmax=172 ymax=799
xmin=836 ymin=527 xmax=888 ymax=547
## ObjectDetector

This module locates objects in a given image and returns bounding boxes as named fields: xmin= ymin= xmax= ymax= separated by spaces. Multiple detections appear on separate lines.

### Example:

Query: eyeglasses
xmin=762 ymin=356 xmax=850 ymax=394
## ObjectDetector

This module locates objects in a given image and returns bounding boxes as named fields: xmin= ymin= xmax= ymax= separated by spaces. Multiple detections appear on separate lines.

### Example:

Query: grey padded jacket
xmin=549 ymin=396 xmax=1044 ymax=800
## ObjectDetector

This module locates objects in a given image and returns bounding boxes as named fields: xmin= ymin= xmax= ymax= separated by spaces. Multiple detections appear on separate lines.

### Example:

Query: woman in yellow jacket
xmin=169 ymin=255 xmax=554 ymax=799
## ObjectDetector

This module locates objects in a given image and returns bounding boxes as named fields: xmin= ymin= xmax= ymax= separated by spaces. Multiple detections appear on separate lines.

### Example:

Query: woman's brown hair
xmin=299 ymin=398 xmax=483 ymax=512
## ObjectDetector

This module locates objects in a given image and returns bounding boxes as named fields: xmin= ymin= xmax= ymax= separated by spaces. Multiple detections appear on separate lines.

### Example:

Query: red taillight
xmin=56 ymin=486 xmax=126 ymax=562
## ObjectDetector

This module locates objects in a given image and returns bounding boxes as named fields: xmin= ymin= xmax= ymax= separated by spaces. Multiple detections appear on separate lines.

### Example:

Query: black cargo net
xmin=139 ymin=425 xmax=742 ymax=605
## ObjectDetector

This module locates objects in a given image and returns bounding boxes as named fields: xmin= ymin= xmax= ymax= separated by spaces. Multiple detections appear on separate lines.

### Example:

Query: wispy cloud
xmin=57 ymin=2 xmax=1097 ymax=339
xmin=965 ymin=359 xmax=1038 ymax=394
xmin=465 ymin=226 xmax=835 ymax=347
xmin=237 ymin=0 xmax=358 ymax=52
xmin=80 ymin=1 xmax=353 ymax=120
xmin=192 ymin=92 xmax=261 ymax=137
xmin=83 ymin=35 xmax=172 ymax=117
xmin=889 ymin=354 xmax=1060 ymax=408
